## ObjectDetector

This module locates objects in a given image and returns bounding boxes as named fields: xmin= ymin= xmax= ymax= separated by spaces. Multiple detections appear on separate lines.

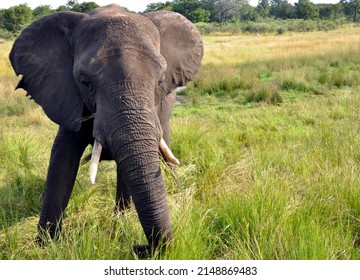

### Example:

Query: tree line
xmin=1 ymin=0 xmax=360 ymax=38
xmin=146 ymin=0 xmax=360 ymax=23
xmin=0 ymin=0 xmax=99 ymax=37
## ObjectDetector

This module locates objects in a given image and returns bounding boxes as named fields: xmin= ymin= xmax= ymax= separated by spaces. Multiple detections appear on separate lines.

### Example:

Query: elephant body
xmin=9 ymin=4 xmax=203 ymax=256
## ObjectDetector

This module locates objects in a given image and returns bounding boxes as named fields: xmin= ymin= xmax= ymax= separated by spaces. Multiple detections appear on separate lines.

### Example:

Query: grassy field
xmin=1 ymin=26 xmax=360 ymax=260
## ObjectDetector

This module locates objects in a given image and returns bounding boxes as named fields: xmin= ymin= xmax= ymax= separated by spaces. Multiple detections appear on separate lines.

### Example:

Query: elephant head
xmin=9 ymin=4 xmax=203 ymax=255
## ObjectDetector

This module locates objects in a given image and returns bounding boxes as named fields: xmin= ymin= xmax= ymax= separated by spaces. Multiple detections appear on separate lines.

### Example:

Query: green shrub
xmin=195 ymin=19 xmax=344 ymax=35
xmin=245 ymin=84 xmax=283 ymax=105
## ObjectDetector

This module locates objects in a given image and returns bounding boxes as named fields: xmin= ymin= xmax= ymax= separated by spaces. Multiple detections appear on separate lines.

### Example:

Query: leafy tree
xmin=295 ymin=0 xmax=319 ymax=20
xmin=144 ymin=2 xmax=173 ymax=12
xmin=200 ymin=0 xmax=216 ymax=11
xmin=238 ymin=3 xmax=258 ymax=21
xmin=340 ymin=0 xmax=360 ymax=22
xmin=55 ymin=1 xmax=99 ymax=13
xmin=188 ymin=7 xmax=211 ymax=22
xmin=256 ymin=0 xmax=270 ymax=18
xmin=172 ymin=0 xmax=203 ymax=19
xmin=33 ymin=5 xmax=54 ymax=19
xmin=56 ymin=5 xmax=71 ymax=12
xmin=269 ymin=0 xmax=296 ymax=19
xmin=2 ymin=4 xmax=32 ymax=33
xmin=66 ymin=0 xmax=78 ymax=10
xmin=333 ymin=3 xmax=345 ymax=19
xmin=214 ymin=0 xmax=241 ymax=22
xmin=0 ymin=9 xmax=5 ymax=27
xmin=72 ymin=2 xmax=100 ymax=13
xmin=317 ymin=4 xmax=342 ymax=20
xmin=199 ymin=0 xmax=217 ymax=20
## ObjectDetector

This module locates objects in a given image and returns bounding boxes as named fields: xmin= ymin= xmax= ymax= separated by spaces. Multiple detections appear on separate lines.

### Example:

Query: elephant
xmin=9 ymin=4 xmax=203 ymax=256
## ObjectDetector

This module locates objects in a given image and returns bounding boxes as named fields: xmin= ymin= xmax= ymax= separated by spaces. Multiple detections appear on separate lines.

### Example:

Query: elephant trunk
xmin=114 ymin=135 xmax=172 ymax=251
xmin=94 ymin=82 xmax=172 ymax=251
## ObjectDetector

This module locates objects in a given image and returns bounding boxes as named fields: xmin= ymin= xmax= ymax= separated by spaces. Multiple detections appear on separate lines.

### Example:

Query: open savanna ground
xmin=1 ymin=26 xmax=360 ymax=260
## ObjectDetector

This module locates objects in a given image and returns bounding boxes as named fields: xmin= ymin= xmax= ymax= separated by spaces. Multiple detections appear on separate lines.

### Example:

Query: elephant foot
xmin=132 ymin=244 xmax=152 ymax=259
xmin=35 ymin=222 xmax=60 ymax=246
xmin=132 ymin=238 xmax=171 ymax=259
xmin=35 ymin=233 xmax=50 ymax=247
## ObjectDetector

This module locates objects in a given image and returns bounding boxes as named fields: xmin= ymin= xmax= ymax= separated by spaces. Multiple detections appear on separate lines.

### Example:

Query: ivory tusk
xmin=89 ymin=139 xmax=103 ymax=184
xmin=159 ymin=138 xmax=180 ymax=165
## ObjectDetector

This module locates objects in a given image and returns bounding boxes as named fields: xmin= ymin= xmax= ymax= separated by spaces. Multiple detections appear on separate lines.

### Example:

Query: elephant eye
xmin=158 ymin=77 xmax=165 ymax=87
xmin=80 ymin=76 xmax=94 ymax=93
xmin=158 ymin=73 xmax=165 ymax=87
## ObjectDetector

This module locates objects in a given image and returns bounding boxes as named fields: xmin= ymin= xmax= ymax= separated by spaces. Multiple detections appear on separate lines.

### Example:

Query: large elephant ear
xmin=9 ymin=12 xmax=87 ymax=132
xmin=144 ymin=11 xmax=203 ymax=99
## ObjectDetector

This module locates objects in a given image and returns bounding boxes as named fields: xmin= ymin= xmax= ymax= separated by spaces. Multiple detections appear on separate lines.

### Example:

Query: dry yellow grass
xmin=0 ymin=42 xmax=13 ymax=76
xmin=203 ymin=25 xmax=360 ymax=65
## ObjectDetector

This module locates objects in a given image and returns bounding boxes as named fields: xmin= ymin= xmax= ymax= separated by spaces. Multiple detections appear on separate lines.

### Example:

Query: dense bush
xmin=0 ymin=28 xmax=13 ymax=40
xmin=195 ymin=18 xmax=345 ymax=35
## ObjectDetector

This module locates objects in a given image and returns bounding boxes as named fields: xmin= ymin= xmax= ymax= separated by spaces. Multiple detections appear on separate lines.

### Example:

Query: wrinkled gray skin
xmin=9 ymin=4 xmax=203 ymax=256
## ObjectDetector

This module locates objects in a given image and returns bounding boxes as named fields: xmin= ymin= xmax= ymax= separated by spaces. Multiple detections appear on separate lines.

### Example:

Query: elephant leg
xmin=114 ymin=166 xmax=131 ymax=213
xmin=36 ymin=124 xmax=92 ymax=243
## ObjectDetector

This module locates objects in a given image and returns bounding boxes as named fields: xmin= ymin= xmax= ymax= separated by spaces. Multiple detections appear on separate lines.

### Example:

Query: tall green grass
xmin=1 ymin=26 xmax=360 ymax=259
xmin=186 ymin=47 xmax=360 ymax=105
xmin=166 ymin=91 xmax=360 ymax=259
xmin=184 ymin=26 xmax=360 ymax=106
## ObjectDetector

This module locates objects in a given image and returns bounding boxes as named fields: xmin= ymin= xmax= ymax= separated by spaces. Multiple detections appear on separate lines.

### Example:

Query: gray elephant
xmin=9 ymin=4 xmax=203 ymax=256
